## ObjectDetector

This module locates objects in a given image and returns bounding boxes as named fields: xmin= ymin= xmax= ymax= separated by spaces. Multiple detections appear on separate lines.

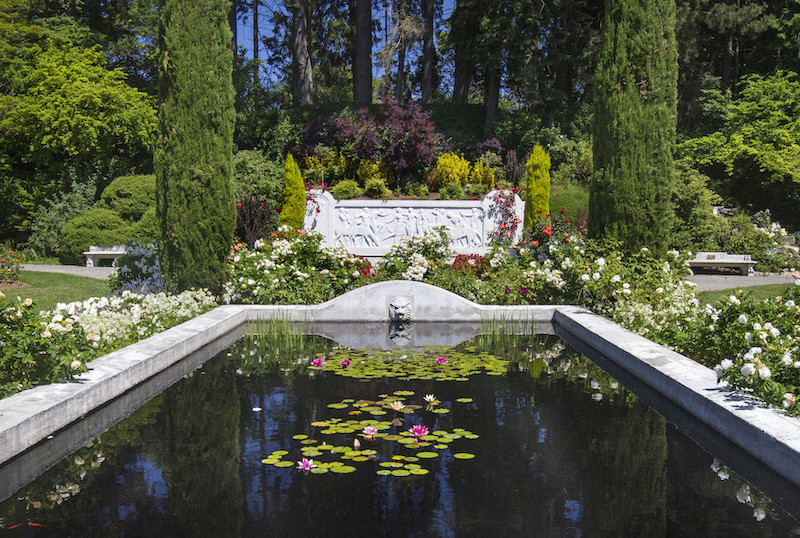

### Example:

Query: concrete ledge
xmin=242 ymin=280 xmax=557 ymax=323
xmin=553 ymin=306 xmax=800 ymax=489
xmin=0 ymin=305 xmax=246 ymax=465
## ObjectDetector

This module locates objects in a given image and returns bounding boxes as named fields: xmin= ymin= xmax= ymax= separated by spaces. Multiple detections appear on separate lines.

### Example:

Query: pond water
xmin=0 ymin=328 xmax=798 ymax=536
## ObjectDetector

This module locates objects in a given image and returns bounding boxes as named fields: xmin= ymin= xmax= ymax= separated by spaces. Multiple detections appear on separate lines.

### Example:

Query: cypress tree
xmin=155 ymin=0 xmax=235 ymax=293
xmin=280 ymin=155 xmax=306 ymax=230
xmin=590 ymin=0 xmax=677 ymax=253
xmin=524 ymin=145 xmax=551 ymax=232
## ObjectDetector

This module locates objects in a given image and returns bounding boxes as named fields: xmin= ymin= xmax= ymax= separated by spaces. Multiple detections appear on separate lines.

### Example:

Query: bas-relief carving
xmin=333 ymin=206 xmax=486 ymax=248
xmin=304 ymin=190 xmax=523 ymax=253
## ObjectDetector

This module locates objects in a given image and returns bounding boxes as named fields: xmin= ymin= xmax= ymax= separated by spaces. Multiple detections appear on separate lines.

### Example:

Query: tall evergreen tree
xmin=155 ymin=0 xmax=236 ymax=293
xmin=590 ymin=0 xmax=677 ymax=253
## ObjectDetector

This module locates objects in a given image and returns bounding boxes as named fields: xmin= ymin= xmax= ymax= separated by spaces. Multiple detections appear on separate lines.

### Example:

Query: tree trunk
xmin=421 ymin=0 xmax=435 ymax=103
xmin=451 ymin=0 xmax=474 ymax=103
xmin=722 ymin=29 xmax=732 ymax=92
xmin=290 ymin=0 xmax=314 ymax=105
xmin=253 ymin=0 xmax=259 ymax=86
xmin=353 ymin=0 xmax=372 ymax=105
xmin=229 ymin=0 xmax=238 ymax=58
xmin=484 ymin=67 xmax=500 ymax=135
xmin=396 ymin=36 xmax=406 ymax=103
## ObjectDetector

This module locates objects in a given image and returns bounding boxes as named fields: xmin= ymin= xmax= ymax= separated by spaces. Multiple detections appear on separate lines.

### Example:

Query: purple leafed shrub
xmin=236 ymin=196 xmax=278 ymax=247
xmin=465 ymin=138 xmax=503 ymax=160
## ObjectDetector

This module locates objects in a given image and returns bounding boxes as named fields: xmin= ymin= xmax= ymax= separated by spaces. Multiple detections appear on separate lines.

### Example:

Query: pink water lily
xmin=435 ymin=356 xmax=448 ymax=364
xmin=362 ymin=425 xmax=378 ymax=437
xmin=312 ymin=357 xmax=325 ymax=367
xmin=297 ymin=458 xmax=317 ymax=473
xmin=409 ymin=424 xmax=429 ymax=438
xmin=340 ymin=359 xmax=351 ymax=368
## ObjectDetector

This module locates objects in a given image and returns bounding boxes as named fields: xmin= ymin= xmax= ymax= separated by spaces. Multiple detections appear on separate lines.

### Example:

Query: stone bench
xmin=83 ymin=245 xmax=126 ymax=267
xmin=689 ymin=252 xmax=756 ymax=276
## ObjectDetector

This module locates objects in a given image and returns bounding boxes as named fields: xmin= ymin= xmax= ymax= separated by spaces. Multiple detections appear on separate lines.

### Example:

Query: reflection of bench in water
xmin=83 ymin=245 xmax=126 ymax=267
xmin=689 ymin=252 xmax=756 ymax=275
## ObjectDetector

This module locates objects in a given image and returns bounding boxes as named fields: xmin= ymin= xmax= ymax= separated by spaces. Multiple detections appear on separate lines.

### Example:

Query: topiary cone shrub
xmin=280 ymin=154 xmax=306 ymax=230
xmin=524 ymin=144 xmax=551 ymax=232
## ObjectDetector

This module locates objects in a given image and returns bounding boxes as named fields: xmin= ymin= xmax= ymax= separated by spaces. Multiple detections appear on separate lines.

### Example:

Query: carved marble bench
xmin=689 ymin=252 xmax=756 ymax=275
xmin=83 ymin=245 xmax=126 ymax=267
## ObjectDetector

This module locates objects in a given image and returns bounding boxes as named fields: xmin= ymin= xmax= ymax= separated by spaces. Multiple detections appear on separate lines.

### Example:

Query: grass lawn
xmin=697 ymin=283 xmax=797 ymax=305
xmin=2 ymin=271 xmax=110 ymax=311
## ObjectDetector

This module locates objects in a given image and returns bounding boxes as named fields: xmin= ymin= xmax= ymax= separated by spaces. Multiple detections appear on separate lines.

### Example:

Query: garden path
xmin=21 ymin=264 xmax=114 ymax=280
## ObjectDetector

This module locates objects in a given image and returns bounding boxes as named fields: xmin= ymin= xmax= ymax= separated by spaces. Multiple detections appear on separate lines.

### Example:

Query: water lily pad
xmin=434 ymin=444 xmax=448 ymax=449
xmin=456 ymin=398 xmax=473 ymax=403
xmin=453 ymin=453 xmax=475 ymax=459
xmin=274 ymin=461 xmax=295 ymax=468
xmin=464 ymin=434 xmax=479 ymax=439
xmin=394 ymin=390 xmax=415 ymax=396
xmin=301 ymin=439 xmax=318 ymax=444
xmin=331 ymin=465 xmax=357 ymax=474
xmin=311 ymin=421 xmax=330 ymax=427
xmin=310 ymin=468 xmax=329 ymax=474
xmin=377 ymin=470 xmax=392 ymax=476
xmin=271 ymin=450 xmax=288 ymax=456
xmin=391 ymin=469 xmax=411 ymax=476
xmin=432 ymin=408 xmax=450 ymax=414
xmin=416 ymin=452 xmax=439 ymax=459
xmin=327 ymin=403 xmax=348 ymax=409
xmin=352 ymin=456 xmax=370 ymax=462
xmin=409 ymin=468 xmax=429 ymax=475
xmin=261 ymin=458 xmax=279 ymax=464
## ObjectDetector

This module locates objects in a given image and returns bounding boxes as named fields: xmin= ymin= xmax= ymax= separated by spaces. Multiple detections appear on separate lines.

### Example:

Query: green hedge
xmin=59 ymin=207 xmax=132 ymax=265
xmin=100 ymin=174 xmax=156 ymax=221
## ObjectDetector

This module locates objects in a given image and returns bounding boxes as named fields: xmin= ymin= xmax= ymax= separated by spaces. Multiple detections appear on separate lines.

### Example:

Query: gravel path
xmin=21 ymin=264 xmax=115 ymax=280
xmin=19 ymin=264 xmax=800 ymax=292
xmin=686 ymin=272 xmax=799 ymax=292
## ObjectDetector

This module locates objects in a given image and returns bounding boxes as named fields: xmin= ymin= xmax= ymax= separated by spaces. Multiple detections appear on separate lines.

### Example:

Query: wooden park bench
xmin=83 ymin=245 xmax=126 ymax=267
xmin=688 ymin=252 xmax=756 ymax=276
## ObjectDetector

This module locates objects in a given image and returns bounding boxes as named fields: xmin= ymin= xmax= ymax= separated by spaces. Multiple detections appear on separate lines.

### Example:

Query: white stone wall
xmin=303 ymin=190 xmax=525 ymax=256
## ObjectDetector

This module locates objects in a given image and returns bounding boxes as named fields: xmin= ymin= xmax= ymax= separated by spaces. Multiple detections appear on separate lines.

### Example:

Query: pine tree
xmin=155 ymin=0 xmax=236 ymax=293
xmin=524 ymin=145 xmax=551 ymax=232
xmin=280 ymin=155 xmax=306 ymax=230
xmin=590 ymin=0 xmax=677 ymax=253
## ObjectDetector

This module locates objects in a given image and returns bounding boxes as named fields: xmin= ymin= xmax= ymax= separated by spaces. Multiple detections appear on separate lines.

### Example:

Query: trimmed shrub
xmin=524 ymin=145 xmax=551 ymax=231
xmin=439 ymin=181 xmax=463 ymax=200
xmin=135 ymin=206 xmax=157 ymax=242
xmin=404 ymin=182 xmax=429 ymax=198
xmin=100 ymin=175 xmax=156 ymax=221
xmin=280 ymin=155 xmax=306 ymax=230
xmin=364 ymin=177 xmax=392 ymax=199
xmin=469 ymin=160 xmax=495 ymax=190
xmin=430 ymin=152 xmax=470 ymax=191
xmin=59 ymin=207 xmax=132 ymax=265
xmin=331 ymin=179 xmax=363 ymax=199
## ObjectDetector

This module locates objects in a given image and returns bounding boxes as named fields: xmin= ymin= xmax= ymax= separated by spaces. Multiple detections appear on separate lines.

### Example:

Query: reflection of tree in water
xmin=442 ymin=371 xmax=667 ymax=535
xmin=158 ymin=358 xmax=243 ymax=537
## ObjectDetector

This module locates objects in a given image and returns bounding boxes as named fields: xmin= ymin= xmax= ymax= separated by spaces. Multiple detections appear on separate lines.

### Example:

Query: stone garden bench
xmin=83 ymin=245 xmax=126 ymax=267
xmin=688 ymin=252 xmax=756 ymax=275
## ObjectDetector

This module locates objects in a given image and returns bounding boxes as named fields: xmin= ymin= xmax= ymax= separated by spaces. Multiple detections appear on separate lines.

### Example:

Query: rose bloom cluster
xmin=224 ymin=225 xmax=372 ymax=305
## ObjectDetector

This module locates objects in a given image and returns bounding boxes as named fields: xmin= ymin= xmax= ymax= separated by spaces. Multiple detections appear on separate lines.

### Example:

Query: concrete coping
xmin=0 ymin=280 xmax=799 ymax=500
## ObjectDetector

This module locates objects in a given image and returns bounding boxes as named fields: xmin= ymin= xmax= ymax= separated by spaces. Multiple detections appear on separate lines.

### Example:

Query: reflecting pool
xmin=0 ymin=330 xmax=798 ymax=536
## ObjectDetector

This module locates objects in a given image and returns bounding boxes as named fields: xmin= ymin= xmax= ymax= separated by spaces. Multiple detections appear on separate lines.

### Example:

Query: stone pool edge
xmin=0 ymin=280 xmax=798 ymax=492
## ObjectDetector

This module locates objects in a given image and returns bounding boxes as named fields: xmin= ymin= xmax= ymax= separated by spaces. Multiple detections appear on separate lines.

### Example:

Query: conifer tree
xmin=280 ymin=155 xmax=306 ymax=230
xmin=524 ymin=145 xmax=551 ymax=232
xmin=590 ymin=0 xmax=677 ymax=253
xmin=155 ymin=0 xmax=236 ymax=293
